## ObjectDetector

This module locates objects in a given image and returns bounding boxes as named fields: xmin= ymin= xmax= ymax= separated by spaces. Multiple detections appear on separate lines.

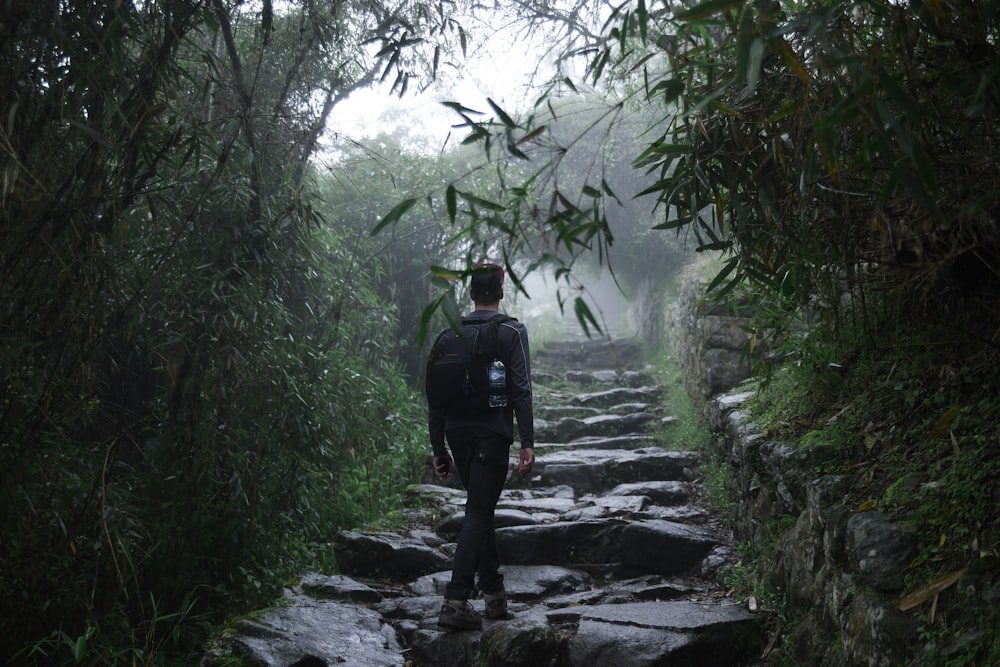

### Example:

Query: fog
xmin=507 ymin=266 xmax=637 ymax=344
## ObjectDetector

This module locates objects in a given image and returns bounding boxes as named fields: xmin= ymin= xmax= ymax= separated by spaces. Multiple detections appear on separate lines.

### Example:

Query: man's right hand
xmin=517 ymin=447 xmax=535 ymax=476
xmin=433 ymin=453 xmax=454 ymax=478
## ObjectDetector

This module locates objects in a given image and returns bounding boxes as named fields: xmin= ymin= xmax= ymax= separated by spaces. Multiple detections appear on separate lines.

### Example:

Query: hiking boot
xmin=483 ymin=588 xmax=514 ymax=620
xmin=437 ymin=598 xmax=483 ymax=631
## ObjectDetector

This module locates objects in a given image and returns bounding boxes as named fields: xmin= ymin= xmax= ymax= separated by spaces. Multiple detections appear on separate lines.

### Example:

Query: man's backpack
xmin=425 ymin=314 xmax=511 ymax=417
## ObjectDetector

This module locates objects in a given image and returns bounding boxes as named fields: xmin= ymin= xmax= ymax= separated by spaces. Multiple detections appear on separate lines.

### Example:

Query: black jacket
xmin=428 ymin=310 xmax=534 ymax=454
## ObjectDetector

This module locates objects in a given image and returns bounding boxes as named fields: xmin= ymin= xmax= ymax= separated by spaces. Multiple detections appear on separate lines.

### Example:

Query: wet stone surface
xmin=202 ymin=337 xmax=764 ymax=667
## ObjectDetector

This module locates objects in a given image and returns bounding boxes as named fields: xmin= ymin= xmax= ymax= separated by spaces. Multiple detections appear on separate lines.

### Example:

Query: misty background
xmin=7 ymin=1 xmax=996 ymax=664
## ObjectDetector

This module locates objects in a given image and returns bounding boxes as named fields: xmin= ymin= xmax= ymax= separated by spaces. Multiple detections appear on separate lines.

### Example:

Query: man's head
xmin=470 ymin=263 xmax=504 ymax=307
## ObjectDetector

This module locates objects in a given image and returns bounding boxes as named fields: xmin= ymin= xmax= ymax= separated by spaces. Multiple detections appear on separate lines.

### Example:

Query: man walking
xmin=427 ymin=263 xmax=535 ymax=630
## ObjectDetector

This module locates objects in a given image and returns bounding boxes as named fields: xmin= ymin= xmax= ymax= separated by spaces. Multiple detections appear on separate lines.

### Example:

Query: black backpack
xmin=425 ymin=314 xmax=511 ymax=416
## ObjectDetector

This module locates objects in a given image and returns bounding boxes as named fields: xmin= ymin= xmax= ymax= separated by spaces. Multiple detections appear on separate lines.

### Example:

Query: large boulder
xmin=845 ymin=512 xmax=918 ymax=592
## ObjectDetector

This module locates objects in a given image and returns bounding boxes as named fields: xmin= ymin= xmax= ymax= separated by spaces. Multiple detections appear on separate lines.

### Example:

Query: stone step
xmin=496 ymin=518 xmax=720 ymax=576
xmin=203 ymin=338 xmax=763 ymax=667
xmin=536 ymin=601 xmax=760 ymax=667
xmin=533 ymin=411 xmax=661 ymax=441
xmin=534 ymin=433 xmax=659 ymax=451
xmin=534 ymin=447 xmax=699 ymax=493
xmin=568 ymin=385 xmax=664 ymax=409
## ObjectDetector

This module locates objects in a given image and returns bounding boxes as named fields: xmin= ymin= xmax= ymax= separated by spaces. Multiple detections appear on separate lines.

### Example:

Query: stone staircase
xmin=202 ymin=338 xmax=765 ymax=666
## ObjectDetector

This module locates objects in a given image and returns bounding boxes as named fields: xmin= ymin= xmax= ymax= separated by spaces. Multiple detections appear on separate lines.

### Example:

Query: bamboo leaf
xmin=371 ymin=197 xmax=417 ymax=235
xmin=706 ymin=257 xmax=739 ymax=293
xmin=628 ymin=52 xmax=655 ymax=73
xmin=773 ymin=37 xmax=812 ymax=85
xmin=506 ymin=140 xmax=529 ymax=160
xmin=646 ymin=77 xmax=685 ymax=104
xmin=445 ymin=185 xmax=457 ymax=224
xmin=516 ymin=126 xmax=547 ymax=145
xmin=417 ymin=296 xmax=445 ymax=346
xmin=601 ymin=179 xmax=623 ymax=207
xmin=487 ymin=98 xmax=517 ymax=128
xmin=637 ymin=0 xmax=648 ymax=42
xmin=929 ymin=405 xmax=962 ymax=439
xmin=430 ymin=265 xmax=462 ymax=282
xmin=746 ymin=38 xmax=765 ymax=92
xmin=898 ymin=569 xmax=967 ymax=612
xmin=441 ymin=101 xmax=484 ymax=117
xmin=458 ymin=191 xmax=506 ymax=212
xmin=573 ymin=297 xmax=602 ymax=338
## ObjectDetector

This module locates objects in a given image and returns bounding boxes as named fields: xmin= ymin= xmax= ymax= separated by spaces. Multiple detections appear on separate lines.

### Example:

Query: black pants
xmin=443 ymin=427 xmax=511 ymax=600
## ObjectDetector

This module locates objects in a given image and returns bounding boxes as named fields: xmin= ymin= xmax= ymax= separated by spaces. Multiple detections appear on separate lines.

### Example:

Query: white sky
xmin=324 ymin=19 xmax=557 ymax=153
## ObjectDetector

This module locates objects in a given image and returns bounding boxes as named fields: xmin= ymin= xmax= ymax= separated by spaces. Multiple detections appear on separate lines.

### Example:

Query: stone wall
xmin=702 ymin=396 xmax=918 ymax=667
xmin=665 ymin=277 xmax=756 ymax=399
xmin=669 ymin=276 xmax=920 ymax=666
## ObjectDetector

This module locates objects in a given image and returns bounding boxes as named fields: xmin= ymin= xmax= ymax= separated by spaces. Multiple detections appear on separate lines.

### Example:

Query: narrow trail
xmin=203 ymin=336 xmax=765 ymax=666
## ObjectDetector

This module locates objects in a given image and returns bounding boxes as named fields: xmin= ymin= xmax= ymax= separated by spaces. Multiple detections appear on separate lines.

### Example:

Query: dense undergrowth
xmin=753 ymin=324 xmax=999 ymax=665
xmin=695 ymin=301 xmax=1000 ymax=666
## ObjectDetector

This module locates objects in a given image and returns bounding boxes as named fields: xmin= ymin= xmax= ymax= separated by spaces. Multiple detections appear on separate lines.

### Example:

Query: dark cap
xmin=470 ymin=263 xmax=504 ymax=302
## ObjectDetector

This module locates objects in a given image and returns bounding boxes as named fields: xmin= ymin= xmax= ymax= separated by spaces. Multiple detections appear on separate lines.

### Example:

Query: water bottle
xmin=488 ymin=359 xmax=507 ymax=408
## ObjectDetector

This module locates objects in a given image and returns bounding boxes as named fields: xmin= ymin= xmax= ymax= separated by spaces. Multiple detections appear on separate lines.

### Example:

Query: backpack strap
xmin=460 ymin=313 xmax=512 ymax=326
xmin=459 ymin=313 xmax=512 ymax=360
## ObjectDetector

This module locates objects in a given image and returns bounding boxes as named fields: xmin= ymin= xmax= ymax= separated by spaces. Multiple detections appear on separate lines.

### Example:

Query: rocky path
xmin=202 ymin=338 xmax=764 ymax=667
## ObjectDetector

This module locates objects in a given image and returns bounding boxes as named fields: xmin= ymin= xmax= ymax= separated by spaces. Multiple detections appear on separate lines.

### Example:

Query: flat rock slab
xmin=564 ymin=369 xmax=653 ymax=387
xmin=535 ymin=434 xmax=659 ymax=452
xmin=570 ymin=434 xmax=659 ymax=449
xmin=535 ymin=405 xmax=602 ymax=419
xmin=437 ymin=508 xmax=539 ymax=537
xmin=497 ymin=520 xmax=625 ymax=566
xmin=399 ymin=565 xmax=592 ymax=613
xmin=606 ymin=480 xmax=694 ymax=506
xmin=536 ymin=448 xmax=698 ymax=493
xmin=334 ymin=530 xmax=451 ymax=578
xmin=619 ymin=520 xmax=721 ymax=575
xmin=562 ymin=601 xmax=762 ymax=667
xmin=537 ymin=447 xmax=698 ymax=471
xmin=497 ymin=519 xmax=720 ymax=574
xmin=202 ymin=594 xmax=405 ymax=667
xmin=535 ymin=411 xmax=658 ymax=441
xmin=299 ymin=573 xmax=383 ymax=604
xmin=501 ymin=484 xmax=577 ymax=500
xmin=584 ymin=494 xmax=651 ymax=513
xmin=500 ymin=564 xmax=593 ymax=599
xmin=496 ymin=496 xmax=577 ymax=514
xmin=466 ymin=601 xmax=761 ymax=667
xmin=405 ymin=483 xmax=466 ymax=508
xmin=571 ymin=386 xmax=663 ymax=409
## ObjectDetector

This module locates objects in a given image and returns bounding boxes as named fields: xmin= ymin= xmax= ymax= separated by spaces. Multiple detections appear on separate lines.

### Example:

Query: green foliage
xmin=0 ymin=0 xmax=462 ymax=663
xmin=370 ymin=89 xmax=693 ymax=341
xmin=746 ymin=313 xmax=1000 ymax=665
xmin=381 ymin=0 xmax=1000 ymax=361
xmin=647 ymin=346 xmax=713 ymax=451
xmin=622 ymin=0 xmax=1000 ymax=349
xmin=318 ymin=133 xmax=520 ymax=376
